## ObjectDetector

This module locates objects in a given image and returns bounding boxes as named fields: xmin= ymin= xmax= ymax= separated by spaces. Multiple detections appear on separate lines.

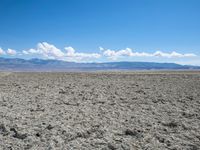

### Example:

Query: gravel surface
xmin=0 ymin=72 xmax=200 ymax=150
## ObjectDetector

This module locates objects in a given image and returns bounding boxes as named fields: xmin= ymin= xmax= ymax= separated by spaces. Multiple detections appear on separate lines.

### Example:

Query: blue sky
xmin=0 ymin=0 xmax=200 ymax=65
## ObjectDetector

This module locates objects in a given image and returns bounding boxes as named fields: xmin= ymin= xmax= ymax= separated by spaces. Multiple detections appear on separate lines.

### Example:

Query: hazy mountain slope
xmin=0 ymin=57 xmax=199 ymax=71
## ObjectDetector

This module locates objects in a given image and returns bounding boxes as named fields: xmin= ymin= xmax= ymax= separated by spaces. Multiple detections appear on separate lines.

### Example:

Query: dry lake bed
xmin=0 ymin=72 xmax=200 ymax=150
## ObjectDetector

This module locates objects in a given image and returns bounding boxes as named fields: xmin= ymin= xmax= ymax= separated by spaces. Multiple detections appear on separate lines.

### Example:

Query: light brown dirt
xmin=0 ymin=72 xmax=200 ymax=150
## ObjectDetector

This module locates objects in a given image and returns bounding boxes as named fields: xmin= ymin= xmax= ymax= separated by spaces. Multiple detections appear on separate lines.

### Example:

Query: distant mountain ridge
xmin=0 ymin=57 xmax=199 ymax=71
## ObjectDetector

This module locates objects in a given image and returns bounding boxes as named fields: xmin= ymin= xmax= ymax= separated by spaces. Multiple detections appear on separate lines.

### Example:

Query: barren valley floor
xmin=0 ymin=72 xmax=200 ymax=150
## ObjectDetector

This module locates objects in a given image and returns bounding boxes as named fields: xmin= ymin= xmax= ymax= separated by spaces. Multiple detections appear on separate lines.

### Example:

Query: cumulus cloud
xmin=7 ymin=49 xmax=17 ymax=55
xmin=101 ymin=47 xmax=151 ymax=59
xmin=99 ymin=47 xmax=104 ymax=51
xmin=64 ymin=47 xmax=101 ymax=60
xmin=153 ymin=51 xmax=196 ymax=58
xmin=102 ymin=48 xmax=133 ymax=59
xmin=23 ymin=42 xmax=101 ymax=61
xmin=37 ymin=42 xmax=65 ymax=58
xmin=100 ymin=47 xmax=197 ymax=60
xmin=1 ymin=43 xmax=197 ymax=62
xmin=0 ymin=48 xmax=6 ymax=55
xmin=23 ymin=42 xmax=64 ymax=59
xmin=65 ymin=47 xmax=75 ymax=56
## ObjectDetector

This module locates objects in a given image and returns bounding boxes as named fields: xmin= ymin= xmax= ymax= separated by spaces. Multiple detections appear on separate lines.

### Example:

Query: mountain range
xmin=0 ymin=57 xmax=199 ymax=71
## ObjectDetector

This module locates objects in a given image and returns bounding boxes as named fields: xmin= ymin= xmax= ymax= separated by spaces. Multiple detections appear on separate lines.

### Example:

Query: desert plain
xmin=0 ymin=71 xmax=200 ymax=150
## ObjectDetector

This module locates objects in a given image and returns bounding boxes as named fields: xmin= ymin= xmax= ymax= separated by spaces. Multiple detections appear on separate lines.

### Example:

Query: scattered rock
xmin=162 ymin=121 xmax=179 ymax=128
xmin=107 ymin=143 xmax=117 ymax=150
xmin=0 ymin=124 xmax=9 ymax=136
xmin=35 ymin=132 xmax=41 ymax=137
xmin=24 ymin=144 xmax=33 ymax=150
xmin=156 ymin=136 xmax=165 ymax=143
xmin=46 ymin=124 xmax=54 ymax=130
xmin=59 ymin=89 xmax=67 ymax=94
xmin=135 ymin=89 xmax=146 ymax=95
xmin=63 ymin=101 xmax=79 ymax=106
xmin=76 ymin=131 xmax=91 ymax=138
xmin=10 ymin=128 xmax=27 ymax=140
xmin=186 ymin=95 xmax=194 ymax=101
xmin=188 ymin=144 xmax=199 ymax=150
xmin=124 ymin=129 xmax=143 ymax=138
xmin=0 ymin=72 xmax=199 ymax=149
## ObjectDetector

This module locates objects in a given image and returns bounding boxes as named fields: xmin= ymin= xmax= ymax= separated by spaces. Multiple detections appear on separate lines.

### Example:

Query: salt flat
xmin=0 ymin=72 xmax=200 ymax=150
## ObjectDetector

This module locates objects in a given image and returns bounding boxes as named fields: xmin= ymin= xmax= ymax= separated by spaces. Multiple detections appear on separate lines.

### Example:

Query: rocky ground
xmin=0 ymin=72 xmax=200 ymax=150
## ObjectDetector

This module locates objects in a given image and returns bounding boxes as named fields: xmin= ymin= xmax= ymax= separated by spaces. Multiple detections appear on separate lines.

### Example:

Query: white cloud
xmin=1 ymin=43 xmax=197 ymax=64
xmin=37 ymin=42 xmax=65 ymax=58
xmin=23 ymin=42 xmax=64 ymax=59
xmin=23 ymin=42 xmax=101 ymax=61
xmin=65 ymin=47 xmax=75 ymax=56
xmin=153 ymin=51 xmax=197 ymax=58
xmin=101 ymin=47 xmax=152 ymax=59
xmin=64 ymin=46 xmax=101 ymax=61
xmin=22 ymin=50 xmax=29 ymax=55
xmin=0 ymin=48 xmax=6 ymax=55
xmin=7 ymin=48 xmax=17 ymax=55
xmin=99 ymin=47 xmax=104 ymax=51
xmin=100 ymin=47 xmax=197 ymax=59
xmin=102 ymin=48 xmax=133 ymax=60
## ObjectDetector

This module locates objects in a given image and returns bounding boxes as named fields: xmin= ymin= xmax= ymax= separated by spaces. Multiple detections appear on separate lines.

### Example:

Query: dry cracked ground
xmin=0 ymin=72 xmax=200 ymax=150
